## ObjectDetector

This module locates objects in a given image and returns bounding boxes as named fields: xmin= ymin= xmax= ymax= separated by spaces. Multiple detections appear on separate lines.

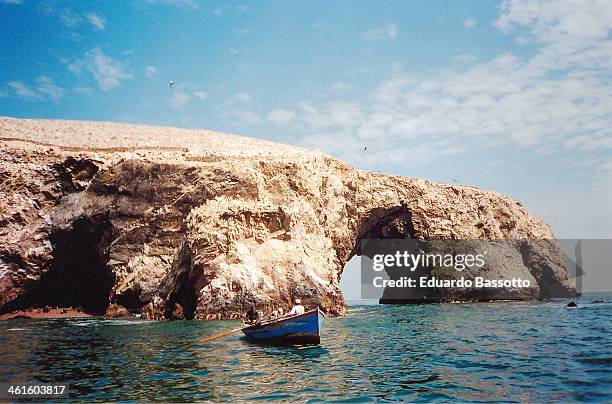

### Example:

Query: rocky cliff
xmin=0 ymin=117 xmax=576 ymax=319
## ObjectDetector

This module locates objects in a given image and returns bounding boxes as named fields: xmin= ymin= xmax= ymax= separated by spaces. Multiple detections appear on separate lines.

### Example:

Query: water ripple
xmin=0 ymin=294 xmax=610 ymax=402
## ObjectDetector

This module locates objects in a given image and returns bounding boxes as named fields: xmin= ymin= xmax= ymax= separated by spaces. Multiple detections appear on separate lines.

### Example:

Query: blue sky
xmin=1 ymin=1 xmax=611 ymax=257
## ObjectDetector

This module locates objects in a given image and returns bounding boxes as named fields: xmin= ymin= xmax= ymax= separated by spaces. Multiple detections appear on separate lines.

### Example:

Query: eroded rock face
xmin=169 ymin=303 xmax=185 ymax=320
xmin=0 ymin=117 xmax=577 ymax=319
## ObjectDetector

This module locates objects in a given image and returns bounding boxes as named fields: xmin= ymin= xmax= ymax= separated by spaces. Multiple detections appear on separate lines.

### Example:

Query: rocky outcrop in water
xmin=104 ymin=303 xmax=131 ymax=318
xmin=0 ymin=117 xmax=577 ymax=319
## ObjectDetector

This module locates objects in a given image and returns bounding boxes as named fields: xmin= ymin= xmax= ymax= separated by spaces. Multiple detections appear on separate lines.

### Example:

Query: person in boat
xmin=289 ymin=299 xmax=305 ymax=316
xmin=245 ymin=305 xmax=260 ymax=323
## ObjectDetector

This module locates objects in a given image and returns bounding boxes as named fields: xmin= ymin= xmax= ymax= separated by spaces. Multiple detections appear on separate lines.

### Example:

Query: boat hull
xmin=242 ymin=309 xmax=322 ymax=345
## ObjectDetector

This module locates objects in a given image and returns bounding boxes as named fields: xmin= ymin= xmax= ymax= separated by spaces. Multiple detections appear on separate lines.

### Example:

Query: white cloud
xmin=193 ymin=90 xmax=208 ymax=100
xmin=68 ymin=48 xmax=132 ymax=91
xmin=599 ymin=160 xmax=612 ymax=173
xmin=330 ymin=81 xmax=353 ymax=93
xmin=267 ymin=108 xmax=296 ymax=124
xmin=363 ymin=23 xmax=398 ymax=41
xmin=455 ymin=53 xmax=477 ymax=63
xmin=73 ymin=86 xmax=94 ymax=95
xmin=235 ymin=92 xmax=251 ymax=102
xmin=42 ymin=6 xmax=106 ymax=31
xmin=6 ymin=81 xmax=40 ymax=99
xmin=267 ymin=1 xmax=612 ymax=176
xmin=464 ymin=17 xmax=476 ymax=28
xmin=143 ymin=0 xmax=201 ymax=9
xmin=515 ymin=36 xmax=529 ymax=45
xmin=234 ymin=110 xmax=262 ymax=124
xmin=494 ymin=0 xmax=612 ymax=45
xmin=56 ymin=8 xmax=80 ymax=27
xmin=36 ymin=76 xmax=65 ymax=99
xmin=211 ymin=4 xmax=246 ymax=14
xmin=86 ymin=13 xmax=105 ymax=31
xmin=5 ymin=77 xmax=65 ymax=100
xmin=298 ymin=101 xmax=363 ymax=130
xmin=169 ymin=92 xmax=190 ymax=109
xmin=145 ymin=66 xmax=159 ymax=78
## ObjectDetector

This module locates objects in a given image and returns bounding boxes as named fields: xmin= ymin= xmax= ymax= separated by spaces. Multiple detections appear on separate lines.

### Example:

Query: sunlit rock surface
xmin=0 ymin=117 xmax=576 ymax=319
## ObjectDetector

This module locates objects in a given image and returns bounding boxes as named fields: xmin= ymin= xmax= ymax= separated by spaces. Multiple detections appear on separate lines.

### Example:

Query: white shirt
xmin=289 ymin=304 xmax=305 ymax=316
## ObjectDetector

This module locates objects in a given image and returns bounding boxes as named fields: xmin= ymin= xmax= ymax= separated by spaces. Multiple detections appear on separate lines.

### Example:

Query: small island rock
xmin=104 ymin=304 xmax=131 ymax=318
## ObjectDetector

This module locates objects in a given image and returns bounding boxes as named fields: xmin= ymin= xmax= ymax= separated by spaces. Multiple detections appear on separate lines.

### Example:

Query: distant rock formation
xmin=104 ymin=303 xmax=131 ymax=318
xmin=0 ymin=117 xmax=577 ymax=319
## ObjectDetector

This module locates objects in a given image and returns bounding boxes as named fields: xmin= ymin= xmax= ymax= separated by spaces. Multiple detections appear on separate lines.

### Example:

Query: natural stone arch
xmin=0 ymin=118 xmax=578 ymax=320
xmin=348 ymin=205 xmax=417 ymax=257
xmin=335 ymin=204 xmax=419 ymax=304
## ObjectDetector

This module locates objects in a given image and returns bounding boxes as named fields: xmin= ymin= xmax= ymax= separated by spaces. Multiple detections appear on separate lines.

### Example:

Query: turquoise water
xmin=1 ymin=293 xmax=610 ymax=402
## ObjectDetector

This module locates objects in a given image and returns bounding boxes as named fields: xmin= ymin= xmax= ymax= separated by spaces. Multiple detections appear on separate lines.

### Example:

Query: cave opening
xmin=4 ymin=216 xmax=115 ymax=315
xmin=114 ymin=288 xmax=142 ymax=312
xmin=172 ymin=276 xmax=198 ymax=320
xmin=162 ymin=244 xmax=198 ymax=320
xmin=43 ymin=216 xmax=114 ymax=314
xmin=340 ymin=206 xmax=417 ymax=303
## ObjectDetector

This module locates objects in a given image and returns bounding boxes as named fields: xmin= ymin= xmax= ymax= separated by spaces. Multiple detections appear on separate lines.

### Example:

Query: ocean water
xmin=0 ymin=293 xmax=610 ymax=402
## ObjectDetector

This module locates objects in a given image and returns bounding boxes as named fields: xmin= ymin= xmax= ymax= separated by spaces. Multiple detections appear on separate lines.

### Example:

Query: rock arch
xmin=0 ymin=118 xmax=578 ymax=319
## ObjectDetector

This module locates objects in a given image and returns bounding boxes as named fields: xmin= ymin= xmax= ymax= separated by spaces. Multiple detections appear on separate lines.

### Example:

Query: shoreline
xmin=3 ymin=293 xmax=606 ymax=321
xmin=0 ymin=307 xmax=93 ymax=321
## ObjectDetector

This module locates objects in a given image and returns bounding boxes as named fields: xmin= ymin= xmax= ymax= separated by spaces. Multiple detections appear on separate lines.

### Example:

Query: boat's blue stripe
xmin=242 ymin=310 xmax=321 ymax=341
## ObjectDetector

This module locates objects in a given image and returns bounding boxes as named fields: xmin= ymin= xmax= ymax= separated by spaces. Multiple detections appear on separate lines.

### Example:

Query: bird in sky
xmin=364 ymin=146 xmax=367 ymax=151
xmin=169 ymin=80 xmax=175 ymax=88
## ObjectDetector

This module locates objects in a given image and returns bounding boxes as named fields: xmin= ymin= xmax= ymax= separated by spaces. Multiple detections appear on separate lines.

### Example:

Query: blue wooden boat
xmin=242 ymin=308 xmax=323 ymax=345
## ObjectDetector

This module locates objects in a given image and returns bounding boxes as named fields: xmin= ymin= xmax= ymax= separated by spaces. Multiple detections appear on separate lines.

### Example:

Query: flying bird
xmin=364 ymin=146 xmax=367 ymax=151
xmin=169 ymin=80 xmax=175 ymax=88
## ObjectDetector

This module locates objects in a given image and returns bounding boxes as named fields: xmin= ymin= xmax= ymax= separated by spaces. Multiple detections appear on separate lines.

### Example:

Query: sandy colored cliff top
xmin=0 ymin=116 xmax=314 ymax=159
